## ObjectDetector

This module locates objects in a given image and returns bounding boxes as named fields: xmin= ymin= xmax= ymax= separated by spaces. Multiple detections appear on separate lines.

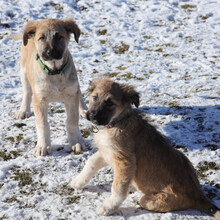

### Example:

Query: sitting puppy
xmin=9 ymin=18 xmax=87 ymax=155
xmin=70 ymin=78 xmax=220 ymax=219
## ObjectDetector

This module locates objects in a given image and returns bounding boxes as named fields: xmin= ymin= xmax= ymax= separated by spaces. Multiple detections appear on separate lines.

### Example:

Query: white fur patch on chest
xmin=94 ymin=130 xmax=112 ymax=148
xmin=34 ymin=73 xmax=78 ymax=102
xmin=94 ymin=130 xmax=115 ymax=165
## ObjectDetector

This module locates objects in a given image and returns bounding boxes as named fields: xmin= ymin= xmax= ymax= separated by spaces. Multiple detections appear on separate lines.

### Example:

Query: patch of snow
xmin=0 ymin=0 xmax=219 ymax=219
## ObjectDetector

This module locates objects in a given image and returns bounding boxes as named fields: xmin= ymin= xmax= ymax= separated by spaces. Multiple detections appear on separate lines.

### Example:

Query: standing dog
xmin=70 ymin=78 xmax=220 ymax=219
xmin=9 ymin=18 xmax=87 ymax=156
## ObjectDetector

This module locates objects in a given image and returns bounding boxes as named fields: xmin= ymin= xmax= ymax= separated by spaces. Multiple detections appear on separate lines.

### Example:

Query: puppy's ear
xmin=88 ymin=81 xmax=96 ymax=94
xmin=120 ymin=83 xmax=140 ymax=108
xmin=63 ymin=18 xmax=80 ymax=43
xmin=23 ymin=21 xmax=37 ymax=46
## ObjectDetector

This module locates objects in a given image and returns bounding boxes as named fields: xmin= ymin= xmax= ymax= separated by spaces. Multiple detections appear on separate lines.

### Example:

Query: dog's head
xmin=86 ymin=78 xmax=139 ymax=126
xmin=23 ymin=18 xmax=80 ymax=61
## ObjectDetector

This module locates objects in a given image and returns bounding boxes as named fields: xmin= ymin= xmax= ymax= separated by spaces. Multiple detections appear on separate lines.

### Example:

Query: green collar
xmin=36 ymin=54 xmax=69 ymax=75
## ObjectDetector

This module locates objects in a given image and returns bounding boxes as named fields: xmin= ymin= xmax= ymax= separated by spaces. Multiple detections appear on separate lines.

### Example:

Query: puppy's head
xmin=86 ymin=78 xmax=139 ymax=126
xmin=23 ymin=18 xmax=80 ymax=61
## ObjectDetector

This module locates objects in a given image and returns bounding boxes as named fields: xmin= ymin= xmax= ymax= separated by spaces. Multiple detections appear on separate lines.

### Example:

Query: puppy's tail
xmin=195 ymin=196 xmax=220 ymax=219
xmin=7 ymin=34 xmax=23 ymax=40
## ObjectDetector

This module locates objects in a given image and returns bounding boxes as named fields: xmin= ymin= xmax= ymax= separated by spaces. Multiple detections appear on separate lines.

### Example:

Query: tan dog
xmin=70 ymin=78 xmax=220 ymax=219
xmin=9 ymin=18 xmax=87 ymax=156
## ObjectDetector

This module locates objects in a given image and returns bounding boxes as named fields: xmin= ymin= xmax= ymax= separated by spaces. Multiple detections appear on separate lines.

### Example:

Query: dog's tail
xmin=7 ymin=34 xmax=23 ymax=40
xmin=195 ymin=196 xmax=220 ymax=219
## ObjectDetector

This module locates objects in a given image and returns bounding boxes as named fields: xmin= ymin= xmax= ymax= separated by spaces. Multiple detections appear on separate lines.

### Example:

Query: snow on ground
xmin=0 ymin=0 xmax=220 ymax=219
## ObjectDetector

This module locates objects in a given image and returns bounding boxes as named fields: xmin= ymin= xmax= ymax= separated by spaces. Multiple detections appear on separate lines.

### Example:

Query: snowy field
xmin=0 ymin=0 xmax=220 ymax=219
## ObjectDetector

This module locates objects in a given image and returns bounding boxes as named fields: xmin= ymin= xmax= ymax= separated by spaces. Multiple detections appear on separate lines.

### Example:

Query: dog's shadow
xmin=140 ymin=103 xmax=220 ymax=151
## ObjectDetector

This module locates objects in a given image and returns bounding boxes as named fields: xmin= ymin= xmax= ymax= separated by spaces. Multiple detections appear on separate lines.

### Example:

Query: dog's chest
xmin=94 ymin=131 xmax=115 ymax=165
xmin=47 ymin=75 xmax=71 ymax=92
xmin=35 ymin=74 xmax=78 ymax=101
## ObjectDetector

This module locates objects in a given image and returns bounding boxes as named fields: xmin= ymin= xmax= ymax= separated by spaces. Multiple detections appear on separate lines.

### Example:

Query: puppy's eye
xmin=105 ymin=99 xmax=114 ymax=106
xmin=55 ymin=33 xmax=63 ymax=40
xmin=39 ymin=36 xmax=45 ymax=41
xmin=93 ymin=96 xmax=98 ymax=101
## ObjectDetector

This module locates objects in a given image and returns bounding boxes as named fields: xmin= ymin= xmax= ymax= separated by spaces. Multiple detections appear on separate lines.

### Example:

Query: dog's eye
xmin=39 ymin=36 xmax=45 ymax=41
xmin=105 ymin=99 xmax=114 ymax=106
xmin=55 ymin=33 xmax=63 ymax=40
xmin=93 ymin=96 xmax=98 ymax=101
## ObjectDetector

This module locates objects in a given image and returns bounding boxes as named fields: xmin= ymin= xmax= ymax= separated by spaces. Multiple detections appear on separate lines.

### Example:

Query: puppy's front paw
xmin=34 ymin=145 xmax=51 ymax=156
xmin=72 ymin=142 xmax=85 ymax=154
xmin=79 ymin=109 xmax=87 ymax=118
xmin=70 ymin=177 xmax=86 ymax=189
xmin=16 ymin=110 xmax=31 ymax=119
xmin=97 ymin=204 xmax=115 ymax=216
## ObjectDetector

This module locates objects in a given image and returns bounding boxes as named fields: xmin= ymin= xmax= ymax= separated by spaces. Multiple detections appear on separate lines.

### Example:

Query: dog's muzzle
xmin=86 ymin=111 xmax=96 ymax=122
xmin=42 ymin=49 xmax=63 ymax=61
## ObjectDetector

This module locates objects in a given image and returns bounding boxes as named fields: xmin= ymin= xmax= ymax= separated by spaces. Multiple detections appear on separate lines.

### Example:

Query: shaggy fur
xmin=70 ymin=78 xmax=220 ymax=218
xmin=9 ymin=18 xmax=87 ymax=155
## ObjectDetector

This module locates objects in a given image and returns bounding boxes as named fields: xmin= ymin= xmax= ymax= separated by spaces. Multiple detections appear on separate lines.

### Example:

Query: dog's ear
xmin=63 ymin=18 xmax=80 ymax=43
xmin=88 ymin=81 xmax=96 ymax=94
xmin=23 ymin=21 xmax=37 ymax=46
xmin=120 ymin=83 xmax=140 ymax=108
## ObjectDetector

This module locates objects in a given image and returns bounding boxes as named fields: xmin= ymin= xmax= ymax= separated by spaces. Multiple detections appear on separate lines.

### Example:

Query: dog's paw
xmin=97 ymin=204 xmax=115 ymax=216
xmin=16 ymin=110 xmax=31 ymax=119
xmin=34 ymin=145 xmax=51 ymax=156
xmin=70 ymin=177 xmax=86 ymax=189
xmin=72 ymin=142 xmax=85 ymax=154
xmin=79 ymin=109 xmax=87 ymax=118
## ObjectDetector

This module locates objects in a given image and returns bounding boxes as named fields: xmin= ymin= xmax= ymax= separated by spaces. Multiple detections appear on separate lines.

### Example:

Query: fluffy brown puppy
xmin=9 ymin=18 xmax=87 ymax=156
xmin=70 ymin=78 xmax=220 ymax=219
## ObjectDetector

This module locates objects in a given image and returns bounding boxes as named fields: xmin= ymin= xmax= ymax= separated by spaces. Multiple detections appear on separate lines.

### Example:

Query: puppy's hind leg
xmin=17 ymin=67 xmax=32 ymax=119
xmin=70 ymin=151 xmax=107 ymax=189
xmin=139 ymin=191 xmax=193 ymax=213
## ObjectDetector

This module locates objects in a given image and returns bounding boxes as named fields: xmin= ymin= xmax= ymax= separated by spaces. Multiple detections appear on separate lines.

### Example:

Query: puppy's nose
xmin=47 ymin=49 xmax=56 ymax=57
xmin=86 ymin=111 xmax=97 ymax=122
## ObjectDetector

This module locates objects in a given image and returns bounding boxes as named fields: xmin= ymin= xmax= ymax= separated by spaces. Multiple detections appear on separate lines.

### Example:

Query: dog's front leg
xmin=17 ymin=67 xmax=32 ymax=119
xmin=33 ymin=95 xmax=51 ymax=156
xmin=64 ymin=94 xmax=85 ymax=153
xmin=70 ymin=151 xmax=107 ymax=189
xmin=97 ymin=156 xmax=136 ymax=216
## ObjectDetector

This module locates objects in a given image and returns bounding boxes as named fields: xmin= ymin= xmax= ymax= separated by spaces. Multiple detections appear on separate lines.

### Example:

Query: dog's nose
xmin=86 ymin=111 xmax=97 ymax=122
xmin=47 ymin=49 xmax=56 ymax=57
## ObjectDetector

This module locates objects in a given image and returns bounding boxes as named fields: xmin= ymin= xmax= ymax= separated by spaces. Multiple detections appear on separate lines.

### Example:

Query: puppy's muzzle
xmin=86 ymin=111 xmax=96 ymax=122
xmin=43 ymin=49 xmax=63 ymax=61
xmin=47 ymin=49 xmax=56 ymax=57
